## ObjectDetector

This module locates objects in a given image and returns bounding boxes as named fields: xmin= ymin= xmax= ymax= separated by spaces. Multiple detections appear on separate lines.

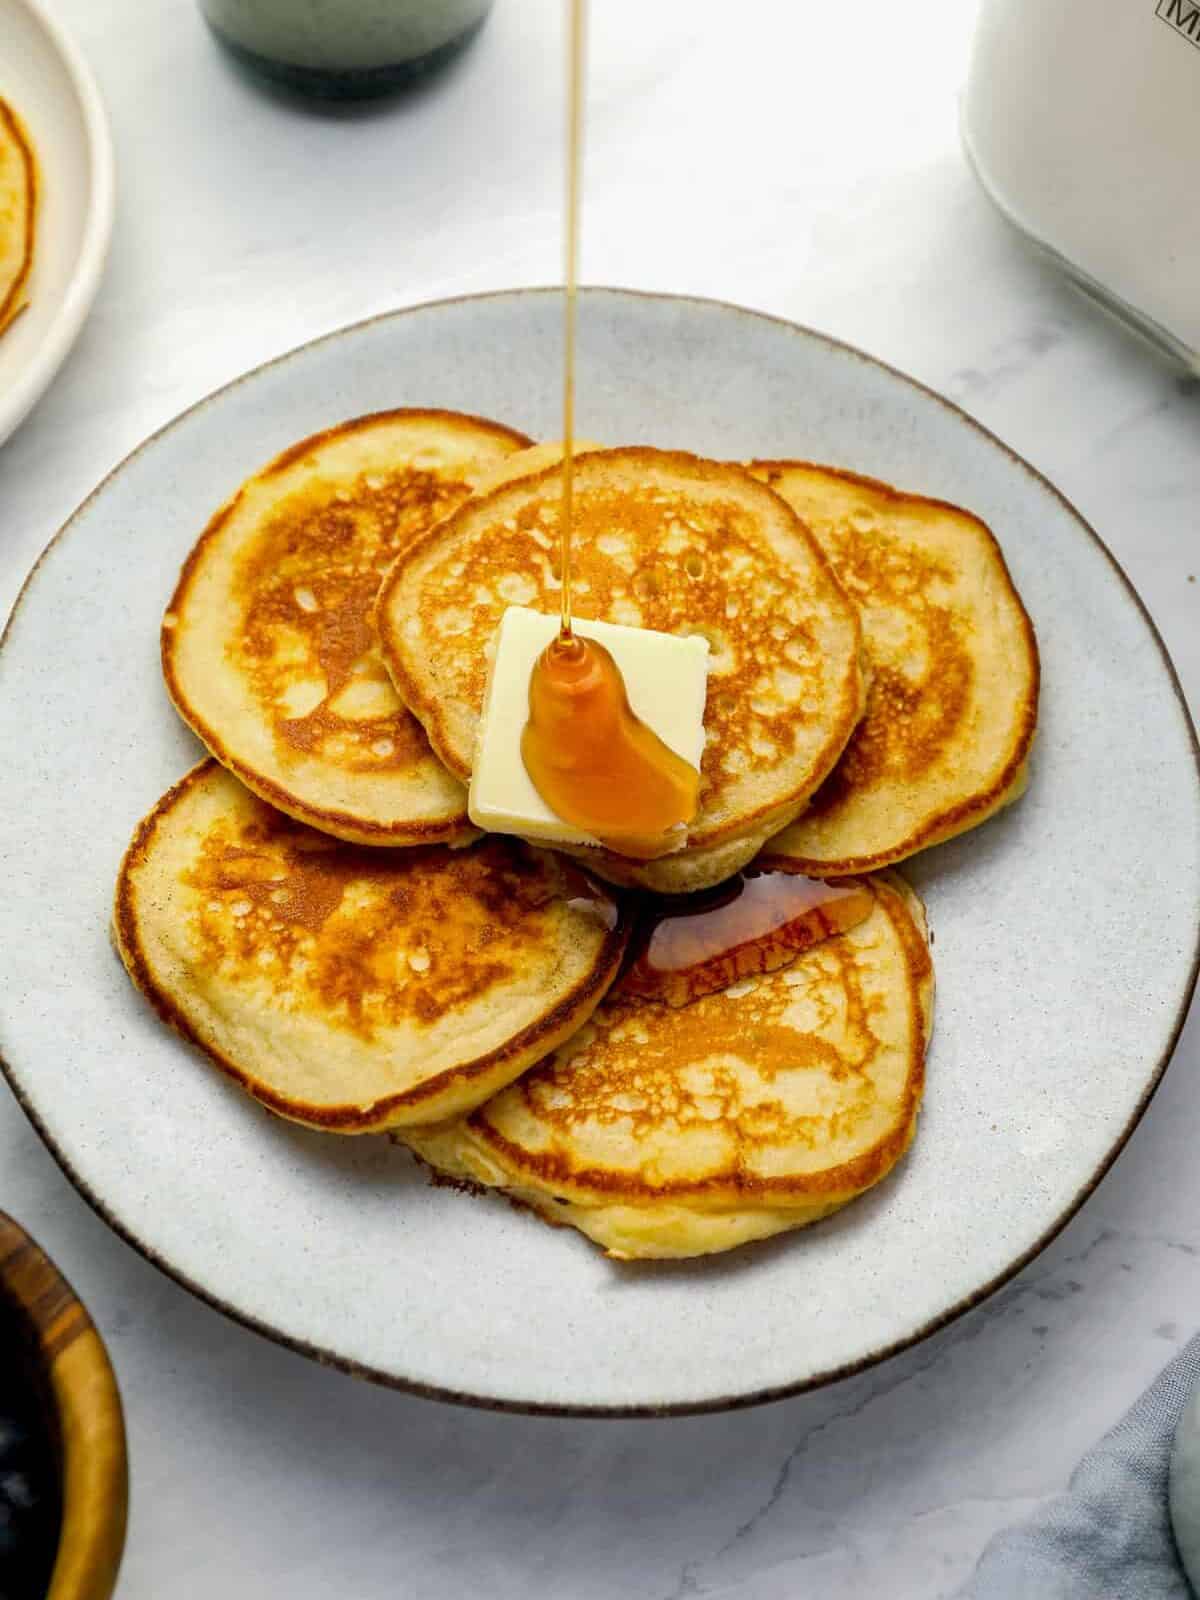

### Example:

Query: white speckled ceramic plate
xmin=2 ymin=290 xmax=1198 ymax=1415
xmin=0 ymin=0 xmax=114 ymax=446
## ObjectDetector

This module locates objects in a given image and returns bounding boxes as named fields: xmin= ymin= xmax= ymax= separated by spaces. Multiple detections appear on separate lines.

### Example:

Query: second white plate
xmin=0 ymin=0 xmax=113 ymax=446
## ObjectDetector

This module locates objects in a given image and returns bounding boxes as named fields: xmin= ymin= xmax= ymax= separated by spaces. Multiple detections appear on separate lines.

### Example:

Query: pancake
xmin=114 ymin=760 xmax=630 ymax=1131
xmin=750 ymin=462 xmax=1039 ymax=875
xmin=0 ymin=99 xmax=35 ymax=339
xmin=402 ymin=875 xmax=932 ymax=1259
xmin=162 ymin=409 xmax=531 ymax=846
xmin=376 ymin=448 xmax=867 ymax=894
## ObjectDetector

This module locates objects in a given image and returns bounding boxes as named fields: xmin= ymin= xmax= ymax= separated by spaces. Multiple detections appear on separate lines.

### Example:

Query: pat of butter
xmin=468 ymin=606 xmax=709 ymax=849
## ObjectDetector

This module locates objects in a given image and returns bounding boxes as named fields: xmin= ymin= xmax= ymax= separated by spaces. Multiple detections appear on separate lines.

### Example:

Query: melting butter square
xmin=468 ymin=606 xmax=709 ymax=848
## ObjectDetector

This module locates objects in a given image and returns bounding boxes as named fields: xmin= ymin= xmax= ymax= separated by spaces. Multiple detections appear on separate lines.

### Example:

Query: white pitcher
xmin=963 ymin=0 xmax=1200 ymax=369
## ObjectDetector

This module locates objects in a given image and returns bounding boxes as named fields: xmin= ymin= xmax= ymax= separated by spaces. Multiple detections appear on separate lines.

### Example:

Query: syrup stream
xmin=520 ymin=0 xmax=700 ymax=858
xmin=560 ymin=0 xmax=586 ymax=640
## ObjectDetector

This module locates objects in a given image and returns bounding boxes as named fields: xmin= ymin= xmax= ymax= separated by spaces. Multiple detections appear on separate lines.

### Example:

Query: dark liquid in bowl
xmin=0 ymin=1303 xmax=61 ymax=1599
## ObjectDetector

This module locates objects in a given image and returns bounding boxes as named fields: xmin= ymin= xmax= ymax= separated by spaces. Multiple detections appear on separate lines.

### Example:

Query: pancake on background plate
xmin=162 ymin=409 xmax=531 ymax=846
xmin=114 ymin=761 xmax=631 ymax=1130
xmin=0 ymin=98 xmax=36 ymax=340
xmin=402 ymin=874 xmax=932 ymax=1260
xmin=376 ymin=448 xmax=868 ymax=894
xmin=750 ymin=462 xmax=1038 ymax=876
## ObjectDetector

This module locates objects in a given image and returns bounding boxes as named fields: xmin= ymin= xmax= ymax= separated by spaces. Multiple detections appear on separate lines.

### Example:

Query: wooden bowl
xmin=0 ymin=1212 xmax=127 ymax=1600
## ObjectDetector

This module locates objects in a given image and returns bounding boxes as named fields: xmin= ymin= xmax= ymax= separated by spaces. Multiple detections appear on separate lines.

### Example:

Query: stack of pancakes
xmin=116 ymin=408 xmax=1038 ymax=1259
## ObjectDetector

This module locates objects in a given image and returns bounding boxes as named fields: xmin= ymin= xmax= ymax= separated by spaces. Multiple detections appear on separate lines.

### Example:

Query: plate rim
xmin=3 ymin=285 xmax=1198 ymax=1418
xmin=0 ymin=0 xmax=116 ymax=446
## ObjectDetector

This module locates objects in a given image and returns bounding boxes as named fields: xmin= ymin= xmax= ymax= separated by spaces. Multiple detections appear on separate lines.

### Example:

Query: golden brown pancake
xmin=402 ymin=875 xmax=932 ymax=1259
xmin=162 ymin=409 xmax=531 ymax=846
xmin=750 ymin=462 xmax=1038 ymax=875
xmin=376 ymin=448 xmax=867 ymax=894
xmin=114 ymin=761 xmax=631 ymax=1131
xmin=0 ymin=98 xmax=36 ymax=340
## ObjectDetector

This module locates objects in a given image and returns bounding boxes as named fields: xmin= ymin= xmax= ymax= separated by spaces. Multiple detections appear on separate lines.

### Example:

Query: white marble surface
xmin=1 ymin=0 xmax=1197 ymax=1593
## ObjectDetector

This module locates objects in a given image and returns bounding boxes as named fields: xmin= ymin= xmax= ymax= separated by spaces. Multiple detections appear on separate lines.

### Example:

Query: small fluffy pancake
xmin=162 ymin=410 xmax=531 ymax=845
xmin=403 ymin=876 xmax=932 ymax=1259
xmin=751 ymin=463 xmax=1038 ymax=875
xmin=114 ymin=761 xmax=630 ymax=1131
xmin=0 ymin=98 xmax=35 ymax=339
xmin=377 ymin=448 xmax=866 ymax=894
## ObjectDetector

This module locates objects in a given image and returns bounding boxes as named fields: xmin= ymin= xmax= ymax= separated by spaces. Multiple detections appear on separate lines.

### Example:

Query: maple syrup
xmin=617 ymin=870 xmax=875 ymax=1008
xmin=520 ymin=0 xmax=701 ymax=857
xmin=522 ymin=633 xmax=700 ymax=859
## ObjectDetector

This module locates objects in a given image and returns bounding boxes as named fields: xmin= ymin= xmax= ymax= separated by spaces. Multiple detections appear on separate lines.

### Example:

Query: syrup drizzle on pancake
xmin=618 ymin=869 xmax=875 ymax=1007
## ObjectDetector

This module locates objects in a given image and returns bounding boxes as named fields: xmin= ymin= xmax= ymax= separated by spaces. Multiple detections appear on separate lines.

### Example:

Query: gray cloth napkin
xmin=958 ymin=1336 xmax=1200 ymax=1599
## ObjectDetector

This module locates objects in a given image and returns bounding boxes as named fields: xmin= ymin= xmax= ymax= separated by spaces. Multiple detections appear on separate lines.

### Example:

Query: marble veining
xmin=1 ymin=0 xmax=1198 ymax=1594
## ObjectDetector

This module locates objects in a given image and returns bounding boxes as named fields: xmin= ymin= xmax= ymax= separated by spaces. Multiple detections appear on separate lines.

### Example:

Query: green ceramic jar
xmin=198 ymin=0 xmax=495 ymax=98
